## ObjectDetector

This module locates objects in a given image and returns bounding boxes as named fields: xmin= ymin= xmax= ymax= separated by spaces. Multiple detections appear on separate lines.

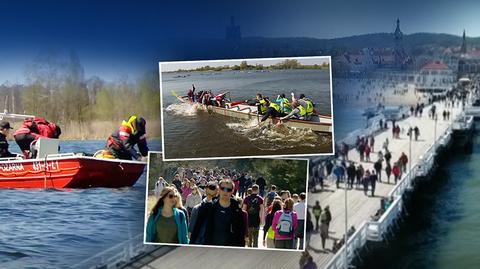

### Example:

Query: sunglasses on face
xmin=207 ymin=185 xmax=217 ymax=191
xmin=166 ymin=193 xmax=176 ymax=199
xmin=220 ymin=186 xmax=233 ymax=192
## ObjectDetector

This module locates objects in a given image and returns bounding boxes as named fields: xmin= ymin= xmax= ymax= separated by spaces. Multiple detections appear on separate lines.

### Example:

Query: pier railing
xmin=72 ymin=234 xmax=156 ymax=269
xmin=323 ymin=221 xmax=368 ymax=269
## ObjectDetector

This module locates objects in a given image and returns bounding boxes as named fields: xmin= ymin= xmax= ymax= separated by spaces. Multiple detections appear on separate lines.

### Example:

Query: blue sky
xmin=0 ymin=0 xmax=479 ymax=83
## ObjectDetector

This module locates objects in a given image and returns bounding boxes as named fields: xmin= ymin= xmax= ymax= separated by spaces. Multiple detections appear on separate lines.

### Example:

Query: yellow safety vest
xmin=269 ymin=102 xmax=281 ymax=112
xmin=305 ymin=100 xmax=314 ymax=115
xmin=298 ymin=105 xmax=307 ymax=116
xmin=282 ymin=98 xmax=291 ymax=109
xmin=259 ymin=99 xmax=267 ymax=114
xmin=121 ymin=115 xmax=137 ymax=134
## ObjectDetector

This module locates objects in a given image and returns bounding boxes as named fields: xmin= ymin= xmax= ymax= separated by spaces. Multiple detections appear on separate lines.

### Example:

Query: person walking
xmin=369 ymin=170 xmax=378 ymax=197
xmin=385 ymin=163 xmax=392 ymax=184
xmin=243 ymin=184 xmax=264 ymax=248
xmin=312 ymin=201 xmax=322 ymax=232
xmin=272 ymin=198 xmax=298 ymax=249
xmin=294 ymin=193 xmax=307 ymax=249
xmin=374 ymin=160 xmax=382 ymax=182
xmin=392 ymin=162 xmax=401 ymax=184
xmin=346 ymin=162 xmax=356 ymax=189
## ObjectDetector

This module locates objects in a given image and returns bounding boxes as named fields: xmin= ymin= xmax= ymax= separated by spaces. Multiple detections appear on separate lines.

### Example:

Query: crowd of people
xmin=147 ymin=167 xmax=310 ymax=250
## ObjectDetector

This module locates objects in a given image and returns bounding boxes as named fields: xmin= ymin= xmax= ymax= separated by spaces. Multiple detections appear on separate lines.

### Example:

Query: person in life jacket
xmin=275 ymin=94 xmax=292 ymax=114
xmin=107 ymin=115 xmax=149 ymax=160
xmin=260 ymin=99 xmax=284 ymax=122
xmin=14 ymin=117 xmax=61 ymax=159
xmin=279 ymin=100 xmax=311 ymax=121
xmin=299 ymin=94 xmax=315 ymax=116
xmin=255 ymin=93 xmax=268 ymax=115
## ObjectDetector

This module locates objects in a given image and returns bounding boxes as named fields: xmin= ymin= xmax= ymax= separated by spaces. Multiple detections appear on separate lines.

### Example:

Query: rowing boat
xmin=176 ymin=96 xmax=333 ymax=133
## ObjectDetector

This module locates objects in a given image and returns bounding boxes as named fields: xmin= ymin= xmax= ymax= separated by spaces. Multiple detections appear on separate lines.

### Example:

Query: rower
xmin=255 ymin=93 xmax=268 ymax=115
xmin=187 ymin=84 xmax=196 ymax=102
xmin=280 ymin=100 xmax=310 ymax=121
xmin=106 ymin=115 xmax=149 ymax=160
xmin=275 ymin=93 xmax=292 ymax=114
xmin=213 ymin=92 xmax=228 ymax=107
xmin=0 ymin=121 xmax=17 ymax=158
xmin=299 ymin=94 xmax=315 ymax=116
xmin=260 ymin=99 xmax=283 ymax=122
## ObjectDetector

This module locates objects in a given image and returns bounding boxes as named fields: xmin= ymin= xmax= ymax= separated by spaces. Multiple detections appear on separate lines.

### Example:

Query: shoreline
xmin=6 ymin=119 xmax=162 ymax=141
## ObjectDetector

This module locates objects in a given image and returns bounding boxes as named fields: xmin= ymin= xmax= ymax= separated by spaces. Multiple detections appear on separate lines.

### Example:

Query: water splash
xmin=226 ymin=119 xmax=329 ymax=150
xmin=165 ymin=103 xmax=198 ymax=117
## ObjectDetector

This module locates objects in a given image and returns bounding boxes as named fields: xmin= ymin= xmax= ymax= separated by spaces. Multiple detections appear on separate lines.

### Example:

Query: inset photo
xmin=144 ymin=151 xmax=309 ymax=252
xmin=160 ymin=56 xmax=334 ymax=160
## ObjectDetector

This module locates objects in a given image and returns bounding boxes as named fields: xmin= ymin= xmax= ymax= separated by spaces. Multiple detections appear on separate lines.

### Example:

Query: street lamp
xmin=433 ymin=113 xmax=438 ymax=147
xmin=408 ymin=127 xmax=412 ymax=174
xmin=344 ymin=172 xmax=348 ymax=269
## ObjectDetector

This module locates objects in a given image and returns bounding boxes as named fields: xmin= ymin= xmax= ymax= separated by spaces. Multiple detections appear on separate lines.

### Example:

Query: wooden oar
xmin=230 ymin=101 xmax=246 ymax=106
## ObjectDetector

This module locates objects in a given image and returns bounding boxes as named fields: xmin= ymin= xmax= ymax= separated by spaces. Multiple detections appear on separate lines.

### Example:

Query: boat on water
xmin=0 ymin=111 xmax=146 ymax=189
xmin=175 ymin=96 xmax=333 ymax=133
xmin=0 ymin=153 xmax=146 ymax=188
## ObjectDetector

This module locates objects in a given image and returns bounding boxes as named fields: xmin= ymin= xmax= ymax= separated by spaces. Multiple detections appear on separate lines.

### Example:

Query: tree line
xmin=0 ymin=51 xmax=160 ymax=138
xmin=173 ymin=59 xmax=330 ymax=72
xmin=148 ymin=154 xmax=308 ymax=195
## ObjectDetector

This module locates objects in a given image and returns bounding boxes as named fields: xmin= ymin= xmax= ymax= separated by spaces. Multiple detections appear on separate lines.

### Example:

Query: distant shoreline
xmin=6 ymin=119 xmax=162 ymax=141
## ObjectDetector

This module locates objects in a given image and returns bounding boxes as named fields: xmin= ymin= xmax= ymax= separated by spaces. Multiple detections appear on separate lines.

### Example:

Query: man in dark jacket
xmin=346 ymin=162 xmax=356 ymax=189
xmin=191 ymin=179 xmax=246 ymax=246
xmin=0 ymin=121 xmax=16 ymax=158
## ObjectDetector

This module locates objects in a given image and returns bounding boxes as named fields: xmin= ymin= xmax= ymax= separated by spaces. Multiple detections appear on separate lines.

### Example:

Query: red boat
xmin=0 ymin=153 xmax=146 ymax=188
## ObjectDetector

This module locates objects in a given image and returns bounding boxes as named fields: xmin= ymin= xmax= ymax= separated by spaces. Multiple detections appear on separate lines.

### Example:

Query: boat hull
xmin=201 ymin=104 xmax=333 ymax=133
xmin=177 ymin=94 xmax=333 ymax=133
xmin=0 ymin=156 xmax=146 ymax=189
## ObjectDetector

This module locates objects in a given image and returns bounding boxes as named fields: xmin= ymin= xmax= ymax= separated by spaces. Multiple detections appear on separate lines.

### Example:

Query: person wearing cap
xmin=0 ymin=121 xmax=17 ymax=158
xmin=106 ymin=115 xmax=149 ymax=160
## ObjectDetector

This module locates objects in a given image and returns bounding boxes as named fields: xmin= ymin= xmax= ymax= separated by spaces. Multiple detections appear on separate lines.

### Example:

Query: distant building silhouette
xmin=393 ymin=18 xmax=408 ymax=69
xmin=460 ymin=29 xmax=467 ymax=54
xmin=225 ymin=16 xmax=241 ymax=43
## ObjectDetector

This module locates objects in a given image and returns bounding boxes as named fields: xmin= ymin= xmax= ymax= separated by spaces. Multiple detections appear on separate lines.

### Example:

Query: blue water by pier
xmin=0 ymin=140 xmax=161 ymax=269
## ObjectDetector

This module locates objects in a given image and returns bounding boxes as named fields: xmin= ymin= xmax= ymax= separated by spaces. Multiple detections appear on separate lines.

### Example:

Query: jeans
xmin=248 ymin=227 xmax=259 ymax=247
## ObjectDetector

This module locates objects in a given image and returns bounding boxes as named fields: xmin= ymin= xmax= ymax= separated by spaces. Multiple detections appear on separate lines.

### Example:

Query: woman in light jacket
xmin=146 ymin=186 xmax=189 ymax=244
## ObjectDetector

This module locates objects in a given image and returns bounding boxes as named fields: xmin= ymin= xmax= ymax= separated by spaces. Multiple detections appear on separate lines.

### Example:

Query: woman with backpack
xmin=272 ymin=198 xmax=298 ymax=249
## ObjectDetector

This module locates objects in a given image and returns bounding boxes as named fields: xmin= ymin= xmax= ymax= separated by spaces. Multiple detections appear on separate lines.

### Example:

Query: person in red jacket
xmin=14 ymin=117 xmax=61 ymax=159
xmin=107 ymin=115 xmax=149 ymax=160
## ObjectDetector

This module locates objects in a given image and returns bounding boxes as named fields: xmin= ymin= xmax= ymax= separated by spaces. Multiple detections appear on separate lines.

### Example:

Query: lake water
xmin=0 ymin=139 xmax=161 ymax=269
xmin=161 ymin=69 xmax=333 ymax=159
